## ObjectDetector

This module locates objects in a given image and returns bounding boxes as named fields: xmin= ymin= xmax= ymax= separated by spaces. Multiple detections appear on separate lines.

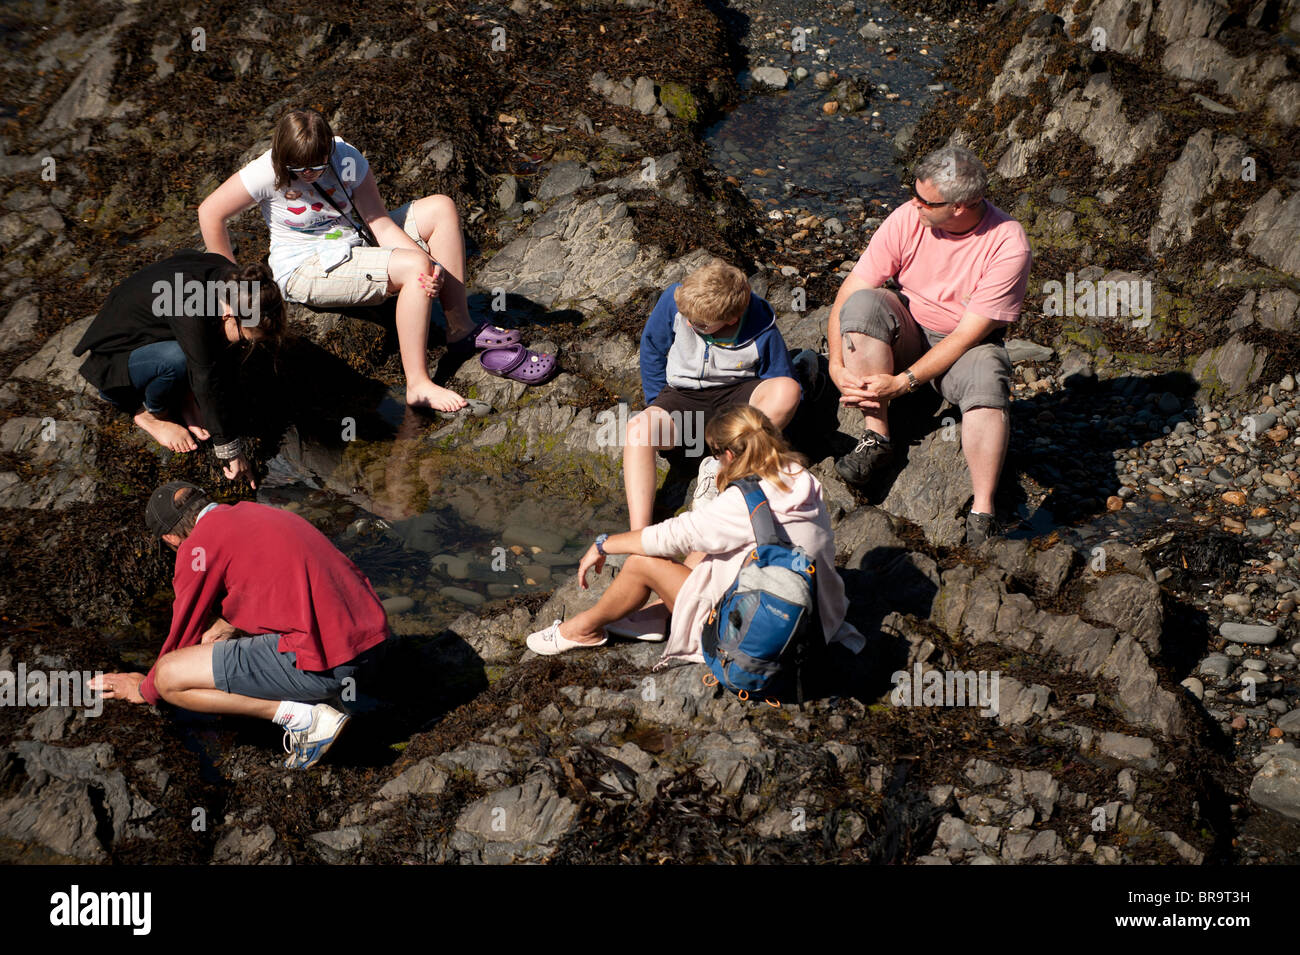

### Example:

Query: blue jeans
xmin=100 ymin=340 xmax=189 ymax=414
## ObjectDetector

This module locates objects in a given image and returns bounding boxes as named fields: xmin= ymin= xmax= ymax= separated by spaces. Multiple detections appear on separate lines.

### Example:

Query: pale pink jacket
xmin=641 ymin=465 xmax=865 ymax=666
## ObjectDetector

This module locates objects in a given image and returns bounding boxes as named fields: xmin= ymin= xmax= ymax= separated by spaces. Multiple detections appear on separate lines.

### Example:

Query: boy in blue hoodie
xmin=626 ymin=258 xmax=800 ymax=529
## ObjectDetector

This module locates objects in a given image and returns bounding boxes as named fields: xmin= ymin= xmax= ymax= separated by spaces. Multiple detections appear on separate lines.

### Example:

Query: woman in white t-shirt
xmin=199 ymin=109 xmax=518 ymax=412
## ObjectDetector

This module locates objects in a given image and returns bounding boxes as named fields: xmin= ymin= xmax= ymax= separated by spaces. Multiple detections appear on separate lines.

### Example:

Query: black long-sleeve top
xmin=74 ymin=250 xmax=243 ymax=447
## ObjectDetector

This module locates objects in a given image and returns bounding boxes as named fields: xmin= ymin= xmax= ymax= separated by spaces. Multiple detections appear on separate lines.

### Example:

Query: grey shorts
xmin=838 ymin=287 xmax=1011 ymax=412
xmin=212 ymin=633 xmax=386 ymax=703
xmin=282 ymin=201 xmax=427 ymax=307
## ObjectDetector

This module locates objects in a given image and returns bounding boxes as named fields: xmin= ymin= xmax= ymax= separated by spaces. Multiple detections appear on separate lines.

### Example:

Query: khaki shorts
xmin=282 ymin=201 xmax=427 ymax=307
xmin=838 ymin=287 xmax=1011 ymax=412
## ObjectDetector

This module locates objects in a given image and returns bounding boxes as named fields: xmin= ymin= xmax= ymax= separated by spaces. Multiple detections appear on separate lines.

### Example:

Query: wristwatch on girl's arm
xmin=595 ymin=533 xmax=609 ymax=556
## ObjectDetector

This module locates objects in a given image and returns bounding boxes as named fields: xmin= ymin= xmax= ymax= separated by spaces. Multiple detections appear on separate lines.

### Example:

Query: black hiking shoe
xmin=965 ymin=511 xmax=999 ymax=547
xmin=834 ymin=430 xmax=894 ymax=489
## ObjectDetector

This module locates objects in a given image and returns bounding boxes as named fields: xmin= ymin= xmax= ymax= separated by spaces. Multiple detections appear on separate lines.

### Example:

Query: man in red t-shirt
xmin=91 ymin=481 xmax=390 ymax=769
xmin=827 ymin=145 xmax=1032 ymax=545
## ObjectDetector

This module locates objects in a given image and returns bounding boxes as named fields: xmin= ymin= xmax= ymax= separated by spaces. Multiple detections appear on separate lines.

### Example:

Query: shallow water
xmin=257 ymin=386 xmax=625 ymax=634
xmin=705 ymin=2 xmax=953 ymax=222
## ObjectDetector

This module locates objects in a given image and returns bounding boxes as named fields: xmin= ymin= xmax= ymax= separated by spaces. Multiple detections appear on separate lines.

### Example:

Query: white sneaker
xmin=525 ymin=619 xmax=608 ymax=656
xmin=282 ymin=703 xmax=350 ymax=770
xmin=692 ymin=455 xmax=721 ymax=510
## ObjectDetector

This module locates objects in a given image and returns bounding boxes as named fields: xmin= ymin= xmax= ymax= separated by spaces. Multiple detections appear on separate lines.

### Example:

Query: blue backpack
xmin=701 ymin=478 xmax=819 ymax=703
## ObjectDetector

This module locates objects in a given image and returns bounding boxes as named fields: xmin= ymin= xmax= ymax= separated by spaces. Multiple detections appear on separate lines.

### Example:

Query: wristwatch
xmin=595 ymin=533 xmax=609 ymax=556
xmin=904 ymin=368 xmax=919 ymax=391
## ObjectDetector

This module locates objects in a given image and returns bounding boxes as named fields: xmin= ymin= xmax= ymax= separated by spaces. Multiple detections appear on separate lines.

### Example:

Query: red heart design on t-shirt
xmin=324 ymin=187 xmax=336 ymax=195
xmin=311 ymin=202 xmax=323 ymax=211
xmin=287 ymin=205 xmax=306 ymax=214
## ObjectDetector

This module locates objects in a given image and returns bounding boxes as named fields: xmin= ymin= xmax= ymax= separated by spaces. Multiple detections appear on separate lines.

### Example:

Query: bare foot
xmin=180 ymin=391 xmax=210 ymax=441
xmin=406 ymin=381 xmax=468 ymax=413
xmin=134 ymin=410 xmax=197 ymax=453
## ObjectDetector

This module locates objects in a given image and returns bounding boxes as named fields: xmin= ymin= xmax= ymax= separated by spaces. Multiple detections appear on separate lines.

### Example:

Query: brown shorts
xmin=647 ymin=378 xmax=763 ymax=456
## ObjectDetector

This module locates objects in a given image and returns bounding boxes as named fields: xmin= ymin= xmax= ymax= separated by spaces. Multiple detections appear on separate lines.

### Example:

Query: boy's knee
xmin=626 ymin=407 xmax=673 ymax=449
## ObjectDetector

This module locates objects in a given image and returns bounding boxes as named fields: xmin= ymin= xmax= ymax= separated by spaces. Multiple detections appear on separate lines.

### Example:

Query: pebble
xmin=1281 ymin=374 xmax=1295 ymax=392
xmin=1221 ymin=622 xmax=1279 ymax=645
xmin=1199 ymin=653 xmax=1232 ymax=679
xmin=1180 ymin=677 xmax=1204 ymax=700
xmin=382 ymin=595 xmax=415 ymax=615
xmin=1232 ymin=715 xmax=1248 ymax=731
xmin=1222 ymin=490 xmax=1247 ymax=505
xmin=1223 ymin=593 xmax=1252 ymax=614
xmin=439 ymin=586 xmax=485 ymax=607
xmin=1209 ymin=466 xmax=1234 ymax=484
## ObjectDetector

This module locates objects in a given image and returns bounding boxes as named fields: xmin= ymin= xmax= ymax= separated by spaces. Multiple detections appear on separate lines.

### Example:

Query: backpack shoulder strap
xmin=734 ymin=477 xmax=786 ymax=548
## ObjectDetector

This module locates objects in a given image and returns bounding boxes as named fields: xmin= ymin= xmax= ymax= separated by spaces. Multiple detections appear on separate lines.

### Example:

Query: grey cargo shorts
xmin=838 ymin=287 xmax=1011 ymax=411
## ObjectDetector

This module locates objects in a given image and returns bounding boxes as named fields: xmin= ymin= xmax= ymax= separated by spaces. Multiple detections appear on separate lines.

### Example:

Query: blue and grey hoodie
xmin=640 ymin=284 xmax=797 ymax=404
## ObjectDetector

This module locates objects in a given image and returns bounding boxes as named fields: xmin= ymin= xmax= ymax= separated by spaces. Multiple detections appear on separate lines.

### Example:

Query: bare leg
xmin=842 ymin=331 xmax=895 ymax=438
xmin=410 ymin=195 xmax=474 ymax=341
xmin=961 ymin=406 xmax=1009 ymax=515
xmin=560 ymin=554 xmax=693 ymax=642
xmin=387 ymin=248 xmax=467 ymax=412
xmin=153 ymin=644 xmax=279 ymax=719
xmin=133 ymin=408 xmax=198 ymax=453
xmin=624 ymin=407 xmax=677 ymax=531
xmin=749 ymin=375 xmax=802 ymax=429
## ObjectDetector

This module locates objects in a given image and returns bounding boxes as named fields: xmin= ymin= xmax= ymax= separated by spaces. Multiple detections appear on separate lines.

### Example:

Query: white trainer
xmin=692 ymin=455 xmax=721 ymax=510
xmin=525 ymin=619 xmax=607 ymax=656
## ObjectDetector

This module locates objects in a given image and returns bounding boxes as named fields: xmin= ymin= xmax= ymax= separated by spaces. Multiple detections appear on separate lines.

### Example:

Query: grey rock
xmin=536 ymin=161 xmax=594 ymax=202
xmin=1081 ymin=571 xmax=1163 ymax=656
xmin=452 ymin=773 xmax=579 ymax=863
xmin=0 ymin=294 xmax=40 ymax=346
xmin=880 ymin=426 xmax=971 ymax=546
xmin=1098 ymin=731 xmax=1158 ymax=768
xmin=495 ymin=175 xmax=519 ymax=211
xmin=1191 ymin=335 xmax=1268 ymax=397
xmin=11 ymin=314 xmax=93 ymax=395
xmin=1276 ymin=710 xmax=1300 ymax=735
xmin=381 ymin=595 xmax=415 ymax=615
xmin=751 ymin=67 xmax=789 ymax=90
xmin=858 ymin=21 xmax=887 ymax=41
xmin=1234 ymin=188 xmax=1300 ymax=278
xmin=439 ymin=586 xmax=485 ymax=607
xmin=0 ymin=416 xmax=97 ymax=510
xmin=212 ymin=824 xmax=277 ymax=864
xmin=310 ymin=827 xmax=363 ymax=859
xmin=1249 ymin=755 xmax=1300 ymax=821
xmin=631 ymin=76 xmax=657 ymax=114
xmin=1005 ymin=339 xmax=1054 ymax=363
xmin=379 ymin=758 xmax=449 ymax=799
xmin=1220 ymin=622 xmax=1278 ymax=645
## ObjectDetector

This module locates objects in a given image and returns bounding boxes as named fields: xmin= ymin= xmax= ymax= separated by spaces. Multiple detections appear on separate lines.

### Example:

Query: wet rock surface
xmin=0 ymin=0 xmax=1298 ymax=865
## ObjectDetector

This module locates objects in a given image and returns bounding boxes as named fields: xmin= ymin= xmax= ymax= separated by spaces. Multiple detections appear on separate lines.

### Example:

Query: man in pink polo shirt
xmin=827 ymin=145 xmax=1032 ymax=545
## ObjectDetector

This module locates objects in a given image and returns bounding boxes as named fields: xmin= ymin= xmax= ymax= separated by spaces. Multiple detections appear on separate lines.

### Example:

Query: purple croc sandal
xmin=479 ymin=343 xmax=558 ymax=384
xmin=447 ymin=322 xmax=522 ymax=357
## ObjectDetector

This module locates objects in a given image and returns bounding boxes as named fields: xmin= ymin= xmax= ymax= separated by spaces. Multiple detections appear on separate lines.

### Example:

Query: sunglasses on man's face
xmin=910 ymin=181 xmax=952 ymax=208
